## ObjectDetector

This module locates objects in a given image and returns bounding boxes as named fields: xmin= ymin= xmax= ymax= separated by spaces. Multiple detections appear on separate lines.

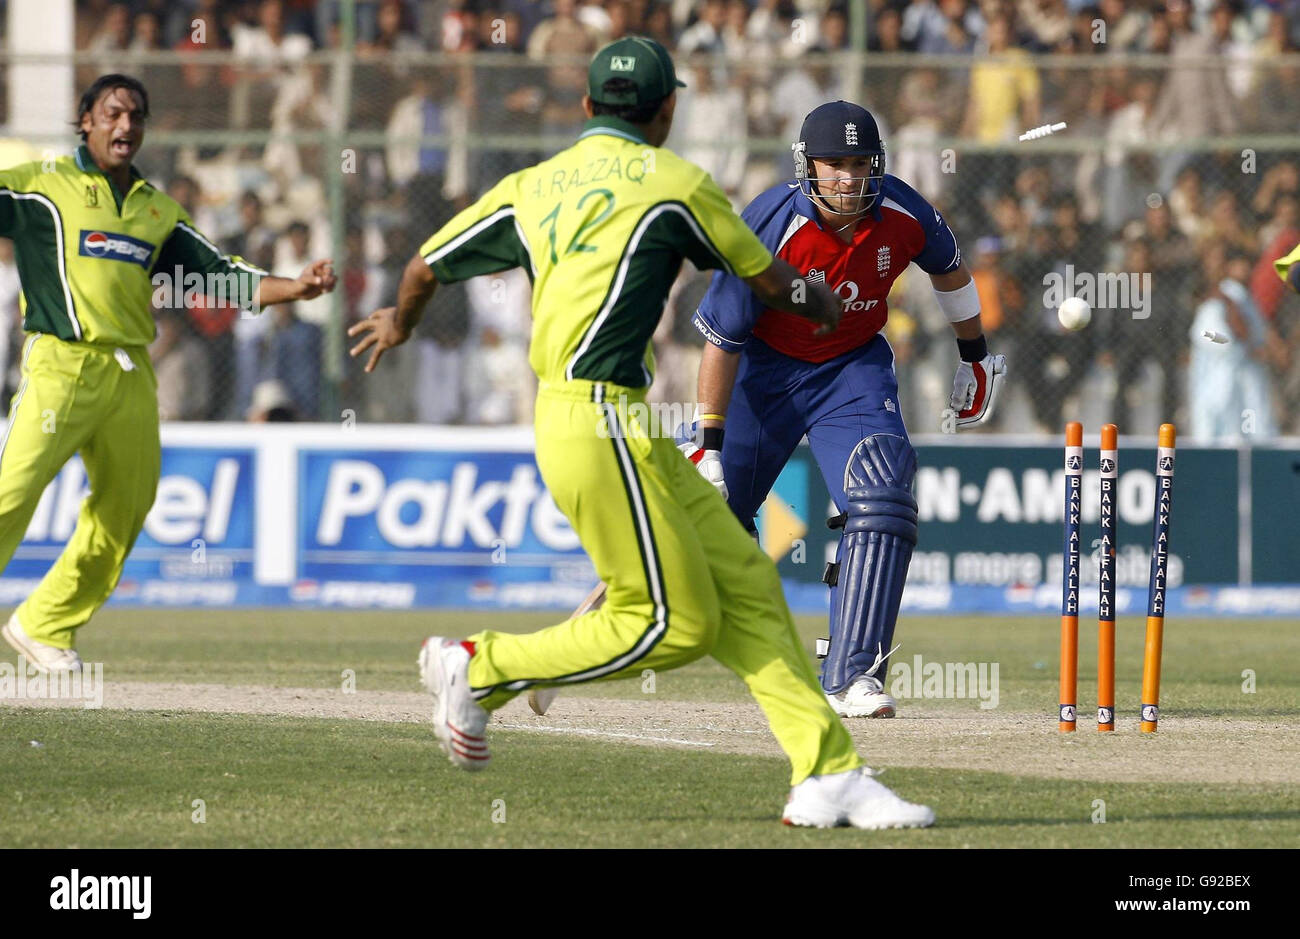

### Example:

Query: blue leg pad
xmin=821 ymin=435 xmax=918 ymax=694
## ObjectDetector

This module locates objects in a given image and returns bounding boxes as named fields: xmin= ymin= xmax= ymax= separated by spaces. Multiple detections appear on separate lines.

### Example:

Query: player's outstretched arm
xmin=349 ymin=254 xmax=439 ymax=373
xmin=253 ymin=259 xmax=338 ymax=306
xmin=697 ymin=341 xmax=740 ymax=429
xmin=680 ymin=341 xmax=741 ymax=499
xmin=744 ymin=257 xmax=841 ymax=335
xmin=934 ymin=266 xmax=1007 ymax=431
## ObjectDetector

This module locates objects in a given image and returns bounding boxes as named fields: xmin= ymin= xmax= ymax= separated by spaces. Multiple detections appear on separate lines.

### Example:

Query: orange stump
xmin=1060 ymin=422 xmax=1083 ymax=732
xmin=1140 ymin=424 xmax=1176 ymax=733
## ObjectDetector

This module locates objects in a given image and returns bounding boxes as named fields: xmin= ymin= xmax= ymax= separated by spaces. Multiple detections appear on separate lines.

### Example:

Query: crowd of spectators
xmin=1 ymin=0 xmax=1298 ymax=439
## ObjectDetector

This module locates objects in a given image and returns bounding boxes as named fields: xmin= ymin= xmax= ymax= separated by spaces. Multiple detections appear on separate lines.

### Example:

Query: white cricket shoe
xmin=783 ymin=767 xmax=935 ymax=830
xmin=826 ymin=674 xmax=896 ymax=718
xmin=418 ymin=637 xmax=490 ymax=771
xmin=2 ymin=614 xmax=83 ymax=674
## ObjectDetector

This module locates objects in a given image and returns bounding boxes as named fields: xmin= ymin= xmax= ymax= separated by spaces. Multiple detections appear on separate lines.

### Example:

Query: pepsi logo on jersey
xmin=78 ymin=229 xmax=155 ymax=268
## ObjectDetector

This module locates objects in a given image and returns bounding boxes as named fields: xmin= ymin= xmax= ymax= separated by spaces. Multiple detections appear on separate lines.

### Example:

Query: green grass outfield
xmin=2 ymin=610 xmax=1297 ymax=848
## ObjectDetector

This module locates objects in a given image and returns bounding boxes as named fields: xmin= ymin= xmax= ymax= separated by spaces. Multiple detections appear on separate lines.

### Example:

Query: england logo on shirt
xmin=877 ymin=245 xmax=891 ymax=275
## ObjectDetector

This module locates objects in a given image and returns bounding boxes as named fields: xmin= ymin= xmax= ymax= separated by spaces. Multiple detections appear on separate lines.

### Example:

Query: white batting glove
xmin=677 ymin=440 xmax=729 ymax=501
xmin=943 ymin=353 xmax=1007 ymax=430
xmin=694 ymin=448 xmax=728 ymax=501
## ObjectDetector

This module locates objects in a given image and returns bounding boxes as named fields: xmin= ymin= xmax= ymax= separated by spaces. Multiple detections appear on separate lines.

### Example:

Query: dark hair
xmin=76 ymin=74 xmax=150 ymax=141
xmin=590 ymin=78 xmax=665 ymax=125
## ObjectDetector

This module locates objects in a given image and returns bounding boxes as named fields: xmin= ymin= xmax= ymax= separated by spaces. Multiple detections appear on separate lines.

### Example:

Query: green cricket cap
xmin=587 ymin=36 xmax=686 ymax=107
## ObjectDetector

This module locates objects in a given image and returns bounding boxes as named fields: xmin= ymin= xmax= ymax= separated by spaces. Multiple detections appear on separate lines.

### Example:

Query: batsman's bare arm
xmin=937 ymin=261 xmax=1006 ymax=429
xmin=252 ymin=259 xmax=338 ymax=307
xmin=932 ymin=265 xmax=984 ymax=340
xmin=697 ymin=343 xmax=740 ymax=432
xmin=348 ymin=254 xmax=438 ymax=371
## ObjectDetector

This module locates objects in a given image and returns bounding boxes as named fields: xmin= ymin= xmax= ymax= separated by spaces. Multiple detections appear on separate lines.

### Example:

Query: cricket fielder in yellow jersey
xmin=349 ymin=38 xmax=934 ymax=828
xmin=0 ymin=75 xmax=336 ymax=673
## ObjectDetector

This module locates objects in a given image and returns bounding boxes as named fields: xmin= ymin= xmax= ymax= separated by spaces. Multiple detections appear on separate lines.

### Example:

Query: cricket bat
xmin=526 ymin=581 xmax=606 ymax=716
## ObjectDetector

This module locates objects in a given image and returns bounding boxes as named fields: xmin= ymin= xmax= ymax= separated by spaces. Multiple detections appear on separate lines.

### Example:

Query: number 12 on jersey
xmin=539 ymin=188 xmax=615 ymax=264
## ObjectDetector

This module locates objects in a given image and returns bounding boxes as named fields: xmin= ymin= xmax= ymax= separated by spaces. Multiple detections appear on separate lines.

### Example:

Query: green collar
xmin=75 ymin=144 xmax=144 ymax=214
xmin=75 ymin=144 xmax=143 ymax=181
xmin=578 ymin=115 xmax=650 ymax=146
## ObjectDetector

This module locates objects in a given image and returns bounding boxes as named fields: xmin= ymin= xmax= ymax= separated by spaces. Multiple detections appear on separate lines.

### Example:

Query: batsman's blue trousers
xmin=721 ymin=333 xmax=909 ymax=529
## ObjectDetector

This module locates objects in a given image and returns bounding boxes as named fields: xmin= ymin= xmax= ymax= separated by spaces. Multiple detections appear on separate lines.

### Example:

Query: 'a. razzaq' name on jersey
xmin=529 ymin=154 xmax=653 ymax=198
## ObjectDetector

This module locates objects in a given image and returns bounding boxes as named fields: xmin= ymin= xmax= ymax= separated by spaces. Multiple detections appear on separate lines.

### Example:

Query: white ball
xmin=1058 ymin=296 xmax=1091 ymax=331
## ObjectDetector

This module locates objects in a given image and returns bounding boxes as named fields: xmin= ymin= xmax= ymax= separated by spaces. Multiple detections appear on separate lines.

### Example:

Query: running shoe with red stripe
xmin=418 ymin=637 xmax=490 ymax=771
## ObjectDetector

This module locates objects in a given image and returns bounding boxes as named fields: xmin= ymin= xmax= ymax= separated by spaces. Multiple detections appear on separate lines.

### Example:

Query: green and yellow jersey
xmin=0 ymin=144 xmax=264 ymax=347
xmin=419 ymin=115 xmax=772 ymax=388
xmin=1275 ymin=242 xmax=1300 ymax=286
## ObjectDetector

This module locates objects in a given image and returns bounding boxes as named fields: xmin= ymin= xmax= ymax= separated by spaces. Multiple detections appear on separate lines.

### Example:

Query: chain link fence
xmin=3 ymin=50 xmax=1299 ymax=438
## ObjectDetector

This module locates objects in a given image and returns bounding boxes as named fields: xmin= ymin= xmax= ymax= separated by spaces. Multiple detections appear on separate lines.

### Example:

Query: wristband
xmin=697 ymin=413 xmax=727 ymax=423
xmin=956 ymin=334 xmax=988 ymax=363
xmin=699 ymin=426 xmax=724 ymax=451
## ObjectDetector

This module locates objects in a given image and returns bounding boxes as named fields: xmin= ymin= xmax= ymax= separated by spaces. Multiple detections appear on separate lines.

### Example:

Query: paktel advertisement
xmin=298 ymin=448 xmax=589 ymax=609
xmin=4 ymin=426 xmax=1297 ymax=614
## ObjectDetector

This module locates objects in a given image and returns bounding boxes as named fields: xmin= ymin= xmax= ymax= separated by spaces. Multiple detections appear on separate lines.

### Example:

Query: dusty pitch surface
xmin=9 ymin=680 xmax=1296 ymax=786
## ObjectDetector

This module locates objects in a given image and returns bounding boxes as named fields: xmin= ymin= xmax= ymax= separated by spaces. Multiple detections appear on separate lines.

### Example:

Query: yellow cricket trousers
xmin=466 ymin=379 xmax=860 ymax=784
xmin=0 ymin=334 xmax=161 ymax=648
